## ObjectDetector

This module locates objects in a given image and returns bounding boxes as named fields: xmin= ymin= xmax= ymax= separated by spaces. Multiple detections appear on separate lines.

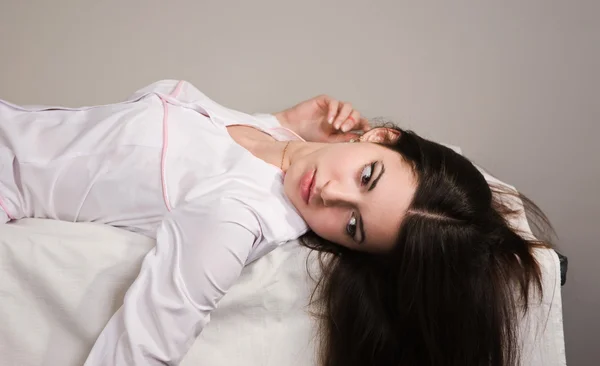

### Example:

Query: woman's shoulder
xmin=185 ymin=185 xmax=307 ymax=240
xmin=173 ymin=194 xmax=307 ymax=262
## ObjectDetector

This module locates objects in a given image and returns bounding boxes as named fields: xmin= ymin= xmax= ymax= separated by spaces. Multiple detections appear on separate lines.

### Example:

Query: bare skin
xmin=227 ymin=122 xmax=416 ymax=253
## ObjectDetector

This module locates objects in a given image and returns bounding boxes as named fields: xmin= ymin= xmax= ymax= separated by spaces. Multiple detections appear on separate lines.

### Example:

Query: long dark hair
xmin=301 ymin=127 xmax=554 ymax=366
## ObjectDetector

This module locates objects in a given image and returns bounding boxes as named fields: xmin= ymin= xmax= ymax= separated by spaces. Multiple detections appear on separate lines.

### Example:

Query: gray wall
xmin=1 ymin=1 xmax=598 ymax=364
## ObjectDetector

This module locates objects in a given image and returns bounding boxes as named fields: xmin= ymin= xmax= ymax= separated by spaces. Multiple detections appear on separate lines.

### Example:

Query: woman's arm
xmin=84 ymin=202 xmax=258 ymax=365
xmin=126 ymin=79 xmax=369 ymax=143
xmin=271 ymin=95 xmax=371 ymax=143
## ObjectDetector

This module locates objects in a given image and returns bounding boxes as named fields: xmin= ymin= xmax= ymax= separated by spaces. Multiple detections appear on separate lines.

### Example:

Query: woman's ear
xmin=361 ymin=127 xmax=401 ymax=144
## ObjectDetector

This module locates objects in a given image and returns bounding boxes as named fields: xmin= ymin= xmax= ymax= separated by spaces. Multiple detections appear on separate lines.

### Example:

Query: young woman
xmin=0 ymin=80 xmax=552 ymax=366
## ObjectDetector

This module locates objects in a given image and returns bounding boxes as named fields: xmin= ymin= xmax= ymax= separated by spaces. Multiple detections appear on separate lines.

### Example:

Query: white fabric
xmin=0 ymin=219 xmax=317 ymax=366
xmin=0 ymin=172 xmax=566 ymax=366
xmin=478 ymin=168 xmax=567 ymax=366
xmin=0 ymin=79 xmax=306 ymax=243
xmin=0 ymin=80 xmax=308 ymax=364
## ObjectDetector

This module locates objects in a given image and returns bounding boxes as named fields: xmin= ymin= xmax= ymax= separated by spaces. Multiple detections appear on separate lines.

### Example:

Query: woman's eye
xmin=346 ymin=214 xmax=357 ymax=238
xmin=361 ymin=162 xmax=376 ymax=186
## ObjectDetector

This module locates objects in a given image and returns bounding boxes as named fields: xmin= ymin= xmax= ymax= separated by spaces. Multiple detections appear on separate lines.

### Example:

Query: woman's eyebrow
xmin=368 ymin=163 xmax=385 ymax=192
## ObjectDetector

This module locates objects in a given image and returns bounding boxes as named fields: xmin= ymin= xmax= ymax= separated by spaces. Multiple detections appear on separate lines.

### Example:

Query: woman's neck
xmin=227 ymin=125 xmax=316 ymax=172
xmin=253 ymin=140 xmax=319 ymax=172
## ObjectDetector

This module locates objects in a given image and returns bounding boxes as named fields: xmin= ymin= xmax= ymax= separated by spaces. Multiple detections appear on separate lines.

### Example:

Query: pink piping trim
xmin=171 ymin=80 xmax=184 ymax=98
xmin=159 ymin=95 xmax=172 ymax=212
xmin=0 ymin=196 xmax=15 ymax=220
xmin=157 ymin=80 xmax=301 ymax=210
xmin=270 ymin=126 xmax=306 ymax=142
xmin=158 ymin=80 xmax=206 ymax=212
xmin=227 ymin=124 xmax=305 ymax=142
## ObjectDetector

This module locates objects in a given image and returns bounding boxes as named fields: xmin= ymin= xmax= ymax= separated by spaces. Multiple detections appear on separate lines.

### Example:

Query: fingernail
xmin=341 ymin=125 xmax=350 ymax=132
xmin=328 ymin=117 xmax=334 ymax=124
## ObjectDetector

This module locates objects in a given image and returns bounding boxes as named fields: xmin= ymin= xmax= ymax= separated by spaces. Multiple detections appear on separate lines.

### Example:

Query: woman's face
xmin=283 ymin=129 xmax=417 ymax=252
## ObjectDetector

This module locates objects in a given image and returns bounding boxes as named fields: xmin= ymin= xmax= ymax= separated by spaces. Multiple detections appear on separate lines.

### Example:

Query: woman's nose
xmin=319 ymin=180 xmax=356 ymax=207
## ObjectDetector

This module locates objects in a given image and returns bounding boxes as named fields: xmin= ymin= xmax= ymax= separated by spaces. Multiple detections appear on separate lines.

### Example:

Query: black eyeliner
xmin=369 ymin=162 xmax=385 ymax=192
xmin=358 ymin=214 xmax=365 ymax=244
xmin=353 ymin=161 xmax=378 ymax=244
xmin=369 ymin=162 xmax=376 ymax=182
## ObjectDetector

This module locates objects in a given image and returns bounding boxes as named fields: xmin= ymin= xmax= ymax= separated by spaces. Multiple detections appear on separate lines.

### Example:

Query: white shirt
xmin=0 ymin=80 xmax=309 ymax=365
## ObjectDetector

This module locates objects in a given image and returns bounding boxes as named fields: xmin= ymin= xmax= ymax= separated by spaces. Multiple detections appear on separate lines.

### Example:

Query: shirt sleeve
xmin=84 ymin=202 xmax=259 ymax=366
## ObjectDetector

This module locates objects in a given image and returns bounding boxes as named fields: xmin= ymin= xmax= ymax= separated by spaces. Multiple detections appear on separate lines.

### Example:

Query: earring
xmin=349 ymin=139 xmax=356 ymax=143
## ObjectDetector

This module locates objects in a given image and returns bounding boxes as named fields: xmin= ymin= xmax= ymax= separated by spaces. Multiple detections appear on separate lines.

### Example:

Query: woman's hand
xmin=274 ymin=95 xmax=371 ymax=142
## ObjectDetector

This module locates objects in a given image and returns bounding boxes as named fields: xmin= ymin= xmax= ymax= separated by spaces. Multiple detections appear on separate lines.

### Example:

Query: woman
xmin=0 ymin=80 xmax=552 ymax=366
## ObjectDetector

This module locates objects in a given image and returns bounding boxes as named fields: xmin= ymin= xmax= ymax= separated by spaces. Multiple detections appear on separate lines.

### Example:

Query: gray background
xmin=1 ymin=1 xmax=597 ymax=365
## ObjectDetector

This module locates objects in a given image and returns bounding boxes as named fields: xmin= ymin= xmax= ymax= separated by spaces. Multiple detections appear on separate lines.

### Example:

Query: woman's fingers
xmin=327 ymin=98 xmax=340 ymax=124
xmin=339 ymin=111 xmax=371 ymax=133
xmin=339 ymin=110 xmax=361 ymax=133
xmin=332 ymin=103 xmax=353 ymax=130
xmin=323 ymin=96 xmax=370 ymax=133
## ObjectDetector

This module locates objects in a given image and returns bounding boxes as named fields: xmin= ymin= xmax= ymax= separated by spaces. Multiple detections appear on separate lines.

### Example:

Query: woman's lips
xmin=300 ymin=169 xmax=316 ymax=205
